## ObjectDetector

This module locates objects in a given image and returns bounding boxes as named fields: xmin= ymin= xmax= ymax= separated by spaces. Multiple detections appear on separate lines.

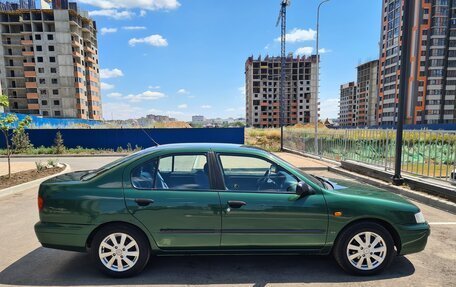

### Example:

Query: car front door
xmin=124 ymin=152 xmax=222 ymax=249
xmin=217 ymin=153 xmax=328 ymax=249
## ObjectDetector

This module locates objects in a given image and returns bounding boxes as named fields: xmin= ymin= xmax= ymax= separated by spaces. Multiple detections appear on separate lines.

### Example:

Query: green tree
xmin=12 ymin=129 xmax=33 ymax=153
xmin=0 ymin=95 xmax=32 ymax=178
xmin=53 ymin=131 xmax=65 ymax=154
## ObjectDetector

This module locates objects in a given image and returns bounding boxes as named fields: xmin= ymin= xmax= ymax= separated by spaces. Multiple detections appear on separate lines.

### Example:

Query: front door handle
xmin=135 ymin=198 xmax=154 ymax=207
xmin=227 ymin=201 xmax=247 ymax=208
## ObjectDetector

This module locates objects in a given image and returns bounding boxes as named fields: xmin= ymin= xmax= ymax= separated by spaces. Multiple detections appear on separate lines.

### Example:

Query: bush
xmin=47 ymin=159 xmax=59 ymax=168
xmin=35 ymin=161 xmax=46 ymax=172
xmin=53 ymin=131 xmax=65 ymax=154
xmin=12 ymin=129 xmax=33 ymax=154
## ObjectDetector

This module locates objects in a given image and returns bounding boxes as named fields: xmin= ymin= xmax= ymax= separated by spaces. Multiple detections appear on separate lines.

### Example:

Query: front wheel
xmin=333 ymin=222 xmax=395 ymax=275
xmin=90 ymin=224 xmax=150 ymax=278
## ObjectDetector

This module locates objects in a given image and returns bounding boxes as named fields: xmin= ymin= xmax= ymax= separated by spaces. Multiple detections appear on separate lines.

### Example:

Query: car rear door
xmin=123 ymin=152 xmax=222 ymax=249
xmin=216 ymin=153 xmax=328 ymax=249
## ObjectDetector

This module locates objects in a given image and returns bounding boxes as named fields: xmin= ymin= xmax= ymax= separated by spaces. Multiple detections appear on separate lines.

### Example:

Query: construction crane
xmin=276 ymin=0 xmax=290 ymax=150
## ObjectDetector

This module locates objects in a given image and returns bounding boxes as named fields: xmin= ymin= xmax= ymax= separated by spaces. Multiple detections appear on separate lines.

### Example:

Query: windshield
xmin=80 ymin=147 xmax=155 ymax=181
xmin=269 ymin=153 xmax=325 ymax=188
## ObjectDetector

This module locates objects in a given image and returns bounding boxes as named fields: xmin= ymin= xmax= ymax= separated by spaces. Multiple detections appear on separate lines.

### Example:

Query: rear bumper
xmin=398 ymin=223 xmax=430 ymax=255
xmin=34 ymin=222 xmax=94 ymax=252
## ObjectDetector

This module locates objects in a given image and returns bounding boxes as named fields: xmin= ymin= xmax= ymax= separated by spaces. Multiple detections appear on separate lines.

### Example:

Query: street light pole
xmin=315 ymin=0 xmax=330 ymax=158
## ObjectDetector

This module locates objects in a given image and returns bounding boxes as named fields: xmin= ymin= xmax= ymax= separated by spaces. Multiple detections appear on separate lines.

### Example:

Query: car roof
xmin=141 ymin=143 xmax=267 ymax=154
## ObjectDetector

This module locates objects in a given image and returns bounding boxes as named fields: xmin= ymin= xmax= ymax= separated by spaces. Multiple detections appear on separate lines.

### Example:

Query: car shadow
xmin=0 ymin=248 xmax=415 ymax=286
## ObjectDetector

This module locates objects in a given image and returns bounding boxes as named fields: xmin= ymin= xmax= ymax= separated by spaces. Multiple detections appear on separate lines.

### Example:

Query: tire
xmin=90 ymin=224 xmax=151 ymax=278
xmin=333 ymin=222 xmax=395 ymax=276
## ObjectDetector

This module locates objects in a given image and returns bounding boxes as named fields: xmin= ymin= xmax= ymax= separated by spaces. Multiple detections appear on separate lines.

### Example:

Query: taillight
xmin=38 ymin=195 xmax=44 ymax=211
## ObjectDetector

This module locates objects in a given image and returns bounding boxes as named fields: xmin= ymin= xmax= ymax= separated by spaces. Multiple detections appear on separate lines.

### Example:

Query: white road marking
xmin=428 ymin=222 xmax=456 ymax=225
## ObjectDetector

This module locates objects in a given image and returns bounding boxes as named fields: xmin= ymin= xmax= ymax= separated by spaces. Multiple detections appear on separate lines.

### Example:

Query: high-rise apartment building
xmin=0 ymin=2 xmax=102 ymax=119
xmin=378 ymin=0 xmax=456 ymax=125
xmin=357 ymin=60 xmax=379 ymax=126
xmin=339 ymin=82 xmax=357 ymax=127
xmin=245 ymin=55 xmax=318 ymax=128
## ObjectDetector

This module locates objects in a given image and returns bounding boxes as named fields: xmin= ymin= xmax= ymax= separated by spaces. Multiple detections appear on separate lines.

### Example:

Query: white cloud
xmin=89 ymin=9 xmax=135 ymax=20
xmin=275 ymin=28 xmax=317 ymax=43
xmin=100 ymin=68 xmax=124 ymax=79
xmin=123 ymin=26 xmax=147 ymax=30
xmin=129 ymin=34 xmax=168 ymax=47
xmin=177 ymin=88 xmax=189 ymax=94
xmin=79 ymin=0 xmax=181 ymax=11
xmin=107 ymin=92 xmax=123 ymax=98
xmin=140 ymin=10 xmax=147 ymax=17
xmin=101 ymin=82 xmax=115 ymax=90
xmin=201 ymin=105 xmax=212 ymax=109
xmin=295 ymin=47 xmax=314 ymax=56
xmin=178 ymin=104 xmax=188 ymax=109
xmin=101 ymin=27 xmax=118 ymax=35
xmin=295 ymin=47 xmax=330 ymax=56
xmin=103 ymin=102 xmax=146 ymax=120
xmin=320 ymin=98 xmax=340 ymax=120
xmin=125 ymin=90 xmax=166 ymax=102
xmin=238 ymin=86 xmax=246 ymax=96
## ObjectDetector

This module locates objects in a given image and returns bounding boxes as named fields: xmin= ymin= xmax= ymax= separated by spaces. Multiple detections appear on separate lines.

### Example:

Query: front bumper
xmin=398 ymin=223 xmax=430 ymax=255
xmin=35 ymin=222 xmax=95 ymax=252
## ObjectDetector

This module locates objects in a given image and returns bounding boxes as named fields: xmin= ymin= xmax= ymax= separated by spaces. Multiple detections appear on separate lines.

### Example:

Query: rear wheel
xmin=334 ymin=222 xmax=395 ymax=275
xmin=90 ymin=224 xmax=150 ymax=278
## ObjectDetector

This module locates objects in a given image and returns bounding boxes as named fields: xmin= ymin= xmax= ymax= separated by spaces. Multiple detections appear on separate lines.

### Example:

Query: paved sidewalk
xmin=274 ymin=152 xmax=335 ymax=170
xmin=0 ymin=161 xmax=36 ymax=176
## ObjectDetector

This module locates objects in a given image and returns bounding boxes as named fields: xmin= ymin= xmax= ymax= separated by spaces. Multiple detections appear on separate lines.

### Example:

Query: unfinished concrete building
xmin=356 ymin=60 xmax=379 ymax=127
xmin=339 ymin=82 xmax=357 ymax=127
xmin=0 ymin=2 xmax=102 ymax=119
xmin=245 ymin=55 xmax=318 ymax=128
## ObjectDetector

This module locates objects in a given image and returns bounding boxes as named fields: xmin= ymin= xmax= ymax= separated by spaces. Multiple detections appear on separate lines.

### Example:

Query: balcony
xmin=25 ymin=82 xmax=37 ymax=89
xmin=23 ymin=62 xmax=36 ymax=67
xmin=24 ymin=71 xmax=37 ymax=78
xmin=27 ymin=104 xmax=40 ymax=110
xmin=26 ymin=93 xmax=39 ymax=99
xmin=21 ymin=40 xmax=33 ymax=45
xmin=22 ymin=51 xmax=34 ymax=56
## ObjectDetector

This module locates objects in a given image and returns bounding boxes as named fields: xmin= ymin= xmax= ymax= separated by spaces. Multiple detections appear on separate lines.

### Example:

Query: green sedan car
xmin=35 ymin=143 xmax=430 ymax=277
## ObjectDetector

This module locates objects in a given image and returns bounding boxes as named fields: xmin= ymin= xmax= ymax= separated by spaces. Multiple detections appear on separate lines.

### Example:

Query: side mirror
xmin=296 ymin=181 xmax=314 ymax=197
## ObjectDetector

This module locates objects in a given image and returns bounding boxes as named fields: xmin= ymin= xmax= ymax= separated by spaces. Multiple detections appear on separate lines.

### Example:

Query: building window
xmin=41 ymin=100 xmax=48 ymax=105
xmin=53 ymin=100 xmax=60 ymax=106
xmin=50 ymin=57 xmax=56 ymax=62
xmin=42 ymin=111 xmax=49 ymax=116
xmin=35 ymin=34 xmax=41 ymax=40
xmin=50 ymin=68 xmax=57 ymax=73
xmin=40 ymin=89 xmax=47 ymax=95
xmin=37 ymin=57 xmax=43 ymax=62
xmin=52 ymin=79 xmax=58 ymax=84
xmin=38 ymin=68 xmax=44 ymax=73
xmin=39 ymin=79 xmax=45 ymax=84
xmin=48 ymin=45 xmax=54 ymax=51
xmin=54 ymin=111 xmax=61 ymax=116
xmin=47 ymin=34 xmax=53 ymax=40
xmin=53 ymin=89 xmax=58 ymax=95
xmin=36 ymin=45 xmax=42 ymax=51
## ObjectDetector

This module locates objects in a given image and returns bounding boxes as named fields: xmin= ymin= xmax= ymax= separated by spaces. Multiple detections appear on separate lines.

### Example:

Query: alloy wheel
xmin=346 ymin=231 xmax=387 ymax=271
xmin=98 ymin=232 xmax=140 ymax=272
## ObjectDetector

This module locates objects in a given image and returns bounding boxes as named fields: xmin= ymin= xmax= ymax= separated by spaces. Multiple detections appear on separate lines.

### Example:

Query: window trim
xmin=215 ymin=153 xmax=299 ymax=195
xmin=130 ymin=152 xmax=216 ymax=192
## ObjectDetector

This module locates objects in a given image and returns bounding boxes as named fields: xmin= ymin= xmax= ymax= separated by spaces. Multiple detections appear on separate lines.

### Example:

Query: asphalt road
xmin=0 ymin=156 xmax=455 ymax=287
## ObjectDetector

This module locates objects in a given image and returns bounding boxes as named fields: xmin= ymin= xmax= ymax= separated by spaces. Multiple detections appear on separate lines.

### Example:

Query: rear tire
xmin=90 ymin=224 xmax=150 ymax=278
xmin=333 ymin=222 xmax=395 ymax=275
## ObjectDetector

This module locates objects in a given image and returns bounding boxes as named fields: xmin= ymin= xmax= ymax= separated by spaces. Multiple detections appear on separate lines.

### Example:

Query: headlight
xmin=415 ymin=212 xmax=426 ymax=224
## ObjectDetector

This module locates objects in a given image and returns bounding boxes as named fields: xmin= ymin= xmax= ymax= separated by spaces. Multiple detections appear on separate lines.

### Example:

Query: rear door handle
xmin=135 ymin=198 xmax=154 ymax=207
xmin=227 ymin=201 xmax=247 ymax=208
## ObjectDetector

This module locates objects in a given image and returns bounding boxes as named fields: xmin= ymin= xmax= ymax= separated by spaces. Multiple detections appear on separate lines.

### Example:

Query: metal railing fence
xmin=283 ymin=128 xmax=456 ymax=183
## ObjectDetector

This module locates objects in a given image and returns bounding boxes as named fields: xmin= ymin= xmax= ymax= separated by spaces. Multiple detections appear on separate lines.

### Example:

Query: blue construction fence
xmin=0 ymin=128 xmax=245 ymax=149
xmin=0 ymin=113 xmax=101 ymax=128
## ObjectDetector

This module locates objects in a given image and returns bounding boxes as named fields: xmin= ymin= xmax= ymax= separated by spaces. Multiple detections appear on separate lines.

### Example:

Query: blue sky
xmin=72 ymin=0 xmax=382 ymax=121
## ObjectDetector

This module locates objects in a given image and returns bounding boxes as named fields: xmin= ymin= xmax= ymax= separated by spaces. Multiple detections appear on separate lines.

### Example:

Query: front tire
xmin=333 ymin=222 xmax=395 ymax=275
xmin=90 ymin=224 xmax=150 ymax=278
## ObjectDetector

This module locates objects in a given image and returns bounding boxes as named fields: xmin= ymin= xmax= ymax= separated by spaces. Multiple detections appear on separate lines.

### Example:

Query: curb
xmin=328 ymin=166 xmax=456 ymax=215
xmin=0 ymin=154 xmax=127 ymax=158
xmin=0 ymin=164 xmax=71 ymax=199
